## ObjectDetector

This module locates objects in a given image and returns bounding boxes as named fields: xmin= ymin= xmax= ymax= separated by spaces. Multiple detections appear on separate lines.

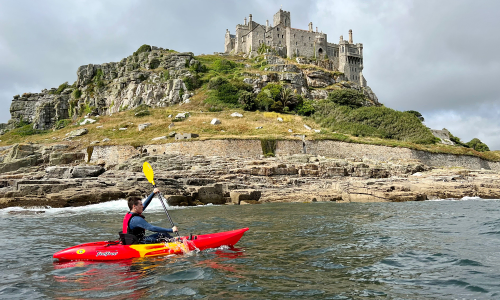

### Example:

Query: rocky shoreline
xmin=1 ymin=143 xmax=500 ymax=209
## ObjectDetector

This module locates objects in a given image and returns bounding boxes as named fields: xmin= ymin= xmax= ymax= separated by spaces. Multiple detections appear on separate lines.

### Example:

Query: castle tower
xmin=349 ymin=29 xmax=353 ymax=44
xmin=309 ymin=22 xmax=313 ymax=32
xmin=273 ymin=9 xmax=291 ymax=27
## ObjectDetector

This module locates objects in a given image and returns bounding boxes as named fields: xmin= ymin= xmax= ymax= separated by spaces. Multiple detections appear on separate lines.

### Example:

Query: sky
xmin=1 ymin=0 xmax=500 ymax=148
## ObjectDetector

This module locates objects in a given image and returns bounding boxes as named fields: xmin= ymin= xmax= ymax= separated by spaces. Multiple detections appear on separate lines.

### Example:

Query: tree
xmin=280 ymin=88 xmax=297 ymax=111
xmin=466 ymin=138 xmax=490 ymax=152
xmin=327 ymin=89 xmax=366 ymax=108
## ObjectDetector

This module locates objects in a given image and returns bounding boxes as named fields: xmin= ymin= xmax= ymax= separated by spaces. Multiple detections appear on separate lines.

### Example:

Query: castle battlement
xmin=224 ymin=9 xmax=367 ymax=87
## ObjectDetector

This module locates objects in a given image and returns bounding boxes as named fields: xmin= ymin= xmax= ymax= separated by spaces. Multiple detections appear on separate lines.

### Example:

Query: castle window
xmin=277 ymin=28 xmax=279 ymax=31
xmin=294 ymin=34 xmax=296 ymax=38
xmin=309 ymin=37 xmax=311 ymax=41
xmin=296 ymin=42 xmax=297 ymax=45
xmin=282 ymin=35 xmax=284 ymax=38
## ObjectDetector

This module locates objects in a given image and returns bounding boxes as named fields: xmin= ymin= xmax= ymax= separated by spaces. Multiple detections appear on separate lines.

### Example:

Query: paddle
xmin=142 ymin=162 xmax=180 ymax=237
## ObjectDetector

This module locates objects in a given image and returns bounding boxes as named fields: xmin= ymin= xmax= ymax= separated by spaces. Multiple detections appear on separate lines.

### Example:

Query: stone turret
xmin=349 ymin=29 xmax=353 ymax=44
xmin=309 ymin=22 xmax=313 ymax=32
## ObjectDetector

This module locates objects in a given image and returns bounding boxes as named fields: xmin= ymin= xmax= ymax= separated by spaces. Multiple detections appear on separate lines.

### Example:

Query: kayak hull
xmin=53 ymin=228 xmax=249 ymax=261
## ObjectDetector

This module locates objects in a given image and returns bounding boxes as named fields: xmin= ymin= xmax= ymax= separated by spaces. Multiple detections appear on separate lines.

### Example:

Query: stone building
xmin=225 ymin=9 xmax=366 ymax=86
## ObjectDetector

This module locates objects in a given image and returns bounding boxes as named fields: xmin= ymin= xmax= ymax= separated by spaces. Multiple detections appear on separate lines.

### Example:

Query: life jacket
xmin=121 ymin=212 xmax=146 ymax=242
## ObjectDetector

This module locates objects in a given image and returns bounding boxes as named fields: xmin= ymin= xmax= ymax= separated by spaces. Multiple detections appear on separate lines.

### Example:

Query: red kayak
xmin=53 ymin=228 xmax=249 ymax=261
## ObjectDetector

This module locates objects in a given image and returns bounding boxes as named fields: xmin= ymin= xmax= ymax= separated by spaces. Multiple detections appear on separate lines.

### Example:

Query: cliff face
xmin=8 ymin=48 xmax=198 ymax=130
xmin=4 ymin=48 xmax=379 ymax=131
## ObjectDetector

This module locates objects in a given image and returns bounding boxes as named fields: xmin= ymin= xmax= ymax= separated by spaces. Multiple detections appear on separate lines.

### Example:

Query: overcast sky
xmin=1 ymin=0 xmax=499 ymax=148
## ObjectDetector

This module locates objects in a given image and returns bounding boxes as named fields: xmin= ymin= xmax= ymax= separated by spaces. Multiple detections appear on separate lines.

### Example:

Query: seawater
xmin=1 ymin=199 xmax=500 ymax=299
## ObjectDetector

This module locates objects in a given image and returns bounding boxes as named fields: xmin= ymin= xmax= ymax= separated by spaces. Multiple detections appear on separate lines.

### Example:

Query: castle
xmin=225 ymin=9 xmax=366 ymax=87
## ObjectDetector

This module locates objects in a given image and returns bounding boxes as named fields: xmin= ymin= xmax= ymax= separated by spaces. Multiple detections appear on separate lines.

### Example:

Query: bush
xmin=55 ymin=119 xmax=72 ymax=129
xmin=327 ymin=89 xmax=366 ymax=109
xmin=295 ymin=96 xmax=315 ymax=116
xmin=466 ymin=138 xmax=490 ymax=152
xmin=313 ymin=101 xmax=439 ymax=144
xmin=163 ymin=70 xmax=170 ymax=81
xmin=72 ymin=89 xmax=82 ymax=99
xmin=216 ymin=83 xmax=239 ymax=104
xmin=208 ymin=76 xmax=229 ymax=90
xmin=404 ymin=110 xmax=424 ymax=122
xmin=134 ymin=44 xmax=151 ymax=56
xmin=238 ymin=90 xmax=256 ymax=111
xmin=212 ymin=59 xmax=237 ymax=73
xmin=149 ymin=58 xmax=160 ymax=69
xmin=50 ymin=82 xmax=69 ymax=95
xmin=12 ymin=124 xmax=47 ymax=137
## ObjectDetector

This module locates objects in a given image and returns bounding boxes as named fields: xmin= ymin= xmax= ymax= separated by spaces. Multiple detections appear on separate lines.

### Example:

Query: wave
xmin=0 ymin=197 xmax=210 ymax=217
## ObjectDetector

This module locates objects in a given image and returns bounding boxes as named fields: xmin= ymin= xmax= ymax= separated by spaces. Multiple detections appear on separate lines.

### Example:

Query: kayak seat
xmin=119 ymin=231 xmax=139 ymax=245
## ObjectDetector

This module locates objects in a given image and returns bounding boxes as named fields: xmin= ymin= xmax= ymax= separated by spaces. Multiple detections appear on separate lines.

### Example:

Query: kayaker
xmin=121 ymin=188 xmax=178 ymax=244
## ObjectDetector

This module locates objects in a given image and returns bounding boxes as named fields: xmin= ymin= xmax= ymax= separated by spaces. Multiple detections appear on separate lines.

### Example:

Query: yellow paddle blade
xmin=143 ymin=162 xmax=155 ymax=186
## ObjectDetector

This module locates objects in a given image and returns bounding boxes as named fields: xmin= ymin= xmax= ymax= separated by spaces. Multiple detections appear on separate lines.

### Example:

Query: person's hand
xmin=172 ymin=226 xmax=178 ymax=232
xmin=153 ymin=188 xmax=160 ymax=194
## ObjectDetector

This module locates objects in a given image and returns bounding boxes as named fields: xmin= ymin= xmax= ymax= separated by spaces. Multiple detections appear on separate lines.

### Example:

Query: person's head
xmin=128 ymin=196 xmax=143 ymax=214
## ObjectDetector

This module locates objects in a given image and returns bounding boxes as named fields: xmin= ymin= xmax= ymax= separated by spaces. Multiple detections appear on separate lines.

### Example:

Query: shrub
xmin=133 ymin=104 xmax=151 ymax=117
xmin=313 ymin=101 xmax=438 ymax=144
xmin=149 ymin=58 xmax=160 ymax=69
xmin=212 ymin=59 xmax=237 ymax=73
xmin=12 ymin=124 xmax=47 ymax=136
xmin=55 ymin=119 xmax=72 ymax=129
xmin=238 ymin=90 xmax=256 ymax=111
xmin=295 ymin=96 xmax=315 ymax=116
xmin=134 ymin=44 xmax=151 ymax=56
xmin=466 ymin=138 xmax=490 ymax=152
xmin=216 ymin=83 xmax=239 ymax=104
xmin=50 ymin=82 xmax=69 ymax=95
xmin=208 ymin=76 xmax=229 ymax=90
xmin=72 ymin=89 xmax=82 ymax=99
xmin=183 ymin=75 xmax=201 ymax=91
xmin=327 ymin=89 xmax=366 ymax=109
xmin=261 ymin=139 xmax=277 ymax=156
xmin=256 ymin=90 xmax=275 ymax=111
xmin=404 ymin=110 xmax=424 ymax=122
xmin=447 ymin=130 xmax=469 ymax=147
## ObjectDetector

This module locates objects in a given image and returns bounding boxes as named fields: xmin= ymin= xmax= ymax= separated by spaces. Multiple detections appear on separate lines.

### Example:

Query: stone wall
xmin=87 ymin=139 xmax=500 ymax=171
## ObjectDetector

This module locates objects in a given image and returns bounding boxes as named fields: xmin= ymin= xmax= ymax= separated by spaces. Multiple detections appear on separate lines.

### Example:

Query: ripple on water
xmin=160 ymin=267 xmax=212 ymax=282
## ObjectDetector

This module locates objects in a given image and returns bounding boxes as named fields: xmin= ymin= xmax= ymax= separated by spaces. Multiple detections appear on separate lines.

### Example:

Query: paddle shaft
xmin=154 ymin=185 xmax=180 ymax=237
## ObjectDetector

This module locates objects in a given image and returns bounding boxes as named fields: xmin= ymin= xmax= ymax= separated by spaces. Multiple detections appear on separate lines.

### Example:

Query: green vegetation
xmin=72 ymin=89 xmax=81 ymax=99
xmin=11 ymin=124 xmax=48 ymax=137
xmin=327 ymin=89 xmax=366 ymax=108
xmin=313 ymin=94 xmax=439 ymax=144
xmin=404 ymin=110 xmax=424 ymax=122
xmin=261 ymin=138 xmax=277 ymax=157
xmin=134 ymin=44 xmax=151 ymax=56
xmin=133 ymin=104 xmax=151 ymax=117
xmin=49 ymin=82 xmax=69 ymax=95
xmin=93 ymin=69 xmax=104 ymax=88
xmin=149 ymin=58 xmax=160 ymax=69
xmin=163 ymin=70 xmax=170 ymax=81
xmin=466 ymin=138 xmax=490 ymax=152
xmin=55 ymin=119 xmax=72 ymax=129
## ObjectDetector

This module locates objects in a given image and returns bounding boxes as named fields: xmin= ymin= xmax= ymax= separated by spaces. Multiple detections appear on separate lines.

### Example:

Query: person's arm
xmin=130 ymin=216 xmax=174 ymax=234
xmin=142 ymin=188 xmax=160 ymax=210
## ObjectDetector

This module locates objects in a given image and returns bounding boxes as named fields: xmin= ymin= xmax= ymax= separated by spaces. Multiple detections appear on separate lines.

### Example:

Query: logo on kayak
xmin=96 ymin=251 xmax=118 ymax=257
xmin=76 ymin=249 xmax=85 ymax=254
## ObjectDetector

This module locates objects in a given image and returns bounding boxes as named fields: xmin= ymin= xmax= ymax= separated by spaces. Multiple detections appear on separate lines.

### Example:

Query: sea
xmin=1 ymin=198 xmax=499 ymax=299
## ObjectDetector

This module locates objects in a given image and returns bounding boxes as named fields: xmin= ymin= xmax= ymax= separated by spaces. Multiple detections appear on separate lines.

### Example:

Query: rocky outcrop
xmin=5 ymin=49 xmax=199 ymax=130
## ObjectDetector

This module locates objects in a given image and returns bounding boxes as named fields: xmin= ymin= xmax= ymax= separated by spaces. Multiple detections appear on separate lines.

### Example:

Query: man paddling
xmin=120 ymin=188 xmax=178 ymax=244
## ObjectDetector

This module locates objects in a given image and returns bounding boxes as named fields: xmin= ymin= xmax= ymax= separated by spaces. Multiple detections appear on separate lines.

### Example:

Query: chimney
xmin=244 ymin=17 xmax=247 ymax=26
xmin=349 ymin=29 xmax=353 ymax=44
xmin=316 ymin=27 xmax=318 ymax=33
xmin=249 ymin=14 xmax=252 ymax=24
xmin=266 ymin=20 xmax=269 ymax=31
xmin=340 ymin=35 xmax=343 ymax=42
xmin=308 ymin=22 xmax=313 ymax=32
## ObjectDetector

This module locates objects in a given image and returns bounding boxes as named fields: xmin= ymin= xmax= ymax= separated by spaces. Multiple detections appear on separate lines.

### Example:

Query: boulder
xmin=211 ymin=118 xmax=221 ymax=125
xmin=80 ymin=118 xmax=96 ymax=125
xmin=193 ymin=185 xmax=225 ymax=204
xmin=66 ymin=128 xmax=88 ymax=138
xmin=230 ymin=190 xmax=261 ymax=205
xmin=71 ymin=166 xmax=105 ymax=178
xmin=175 ymin=133 xmax=199 ymax=140
xmin=49 ymin=152 xmax=85 ymax=165
xmin=165 ymin=195 xmax=191 ymax=206
xmin=231 ymin=112 xmax=243 ymax=118
xmin=138 ymin=123 xmax=152 ymax=131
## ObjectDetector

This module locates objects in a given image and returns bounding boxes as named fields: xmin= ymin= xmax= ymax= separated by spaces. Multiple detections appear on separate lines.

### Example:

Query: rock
xmin=304 ymin=124 xmax=312 ymax=130
xmin=119 ymin=128 xmax=128 ymax=131
xmin=45 ymin=166 xmax=72 ymax=179
xmin=96 ymin=125 xmax=103 ymax=129
xmin=102 ymin=138 xmax=110 ymax=142
xmin=138 ymin=123 xmax=152 ymax=131
xmin=193 ymin=186 xmax=225 ymax=204
xmin=175 ymin=112 xmax=188 ymax=119
xmin=49 ymin=152 xmax=85 ymax=165
xmin=288 ymin=129 xmax=293 ymax=132
xmin=80 ymin=118 xmax=96 ymax=125
xmin=168 ymin=123 xmax=175 ymax=129
xmin=165 ymin=195 xmax=191 ymax=206
xmin=277 ymin=117 xmax=283 ymax=122
xmin=66 ymin=128 xmax=88 ymax=138
xmin=211 ymin=118 xmax=221 ymax=125
xmin=71 ymin=166 xmax=106 ymax=178
xmin=152 ymin=136 xmax=167 ymax=141
xmin=314 ymin=129 xmax=320 ymax=133
xmin=431 ymin=129 xmax=454 ymax=146
xmin=168 ymin=131 xmax=176 ymax=138
xmin=175 ymin=133 xmax=199 ymax=140
xmin=90 ymin=140 xmax=100 ymax=145
xmin=230 ymin=190 xmax=261 ymax=205
xmin=256 ymin=126 xmax=263 ymax=129
xmin=231 ymin=112 xmax=243 ymax=118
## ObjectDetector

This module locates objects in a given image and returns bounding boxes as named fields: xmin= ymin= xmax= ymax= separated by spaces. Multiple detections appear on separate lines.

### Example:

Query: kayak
xmin=53 ymin=228 xmax=249 ymax=261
